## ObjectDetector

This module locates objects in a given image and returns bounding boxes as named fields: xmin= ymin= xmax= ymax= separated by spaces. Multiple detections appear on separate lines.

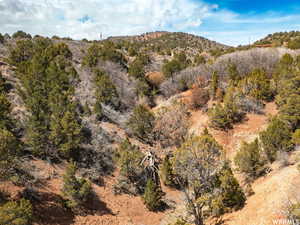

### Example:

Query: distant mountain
xmin=254 ymin=30 xmax=300 ymax=49
xmin=107 ymin=31 xmax=230 ymax=55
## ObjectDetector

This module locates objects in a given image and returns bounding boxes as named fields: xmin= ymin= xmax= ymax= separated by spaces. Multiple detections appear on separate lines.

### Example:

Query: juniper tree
xmin=172 ymin=129 xmax=222 ymax=225
xmin=143 ymin=178 xmax=163 ymax=211
xmin=234 ymin=139 xmax=266 ymax=179
xmin=127 ymin=104 xmax=155 ymax=142
xmin=210 ymin=162 xmax=246 ymax=216
xmin=260 ymin=118 xmax=293 ymax=162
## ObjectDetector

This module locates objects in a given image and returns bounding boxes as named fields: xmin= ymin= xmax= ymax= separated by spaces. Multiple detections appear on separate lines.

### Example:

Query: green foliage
xmin=227 ymin=62 xmax=241 ymax=86
xmin=82 ymin=42 xmax=127 ymax=68
xmin=143 ymin=179 xmax=163 ymax=211
xmin=0 ymin=33 xmax=4 ymax=44
xmin=117 ymin=139 xmax=144 ymax=181
xmin=94 ymin=69 xmax=119 ymax=108
xmin=289 ymin=203 xmax=300 ymax=221
xmin=292 ymin=129 xmax=300 ymax=145
xmin=12 ymin=31 xmax=32 ymax=39
xmin=234 ymin=139 xmax=266 ymax=179
xmin=167 ymin=219 xmax=191 ymax=225
xmin=0 ymin=93 xmax=12 ymax=130
xmin=288 ymin=38 xmax=300 ymax=49
xmin=209 ymin=104 xmax=232 ymax=130
xmin=128 ymin=60 xmax=145 ymax=79
xmin=160 ymin=155 xmax=176 ymax=187
xmin=0 ymin=129 xmax=19 ymax=180
xmin=209 ymin=97 xmax=245 ymax=131
xmin=162 ymin=59 xmax=182 ymax=79
xmin=211 ymin=162 xmax=246 ymax=216
xmin=241 ymin=69 xmax=273 ymax=101
xmin=62 ymin=162 xmax=92 ymax=210
xmin=210 ymin=71 xmax=219 ymax=99
xmin=50 ymin=110 xmax=82 ymax=158
xmin=172 ymin=129 xmax=222 ymax=224
xmin=260 ymin=118 xmax=293 ymax=162
xmin=0 ymin=199 xmax=33 ymax=225
xmin=9 ymin=38 xmax=82 ymax=159
xmin=279 ymin=94 xmax=300 ymax=129
xmin=127 ymin=105 xmax=155 ymax=142
xmin=194 ymin=54 xmax=206 ymax=66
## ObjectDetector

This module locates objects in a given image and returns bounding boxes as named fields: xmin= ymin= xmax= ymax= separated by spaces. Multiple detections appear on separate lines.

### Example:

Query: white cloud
xmin=0 ymin=0 xmax=217 ymax=39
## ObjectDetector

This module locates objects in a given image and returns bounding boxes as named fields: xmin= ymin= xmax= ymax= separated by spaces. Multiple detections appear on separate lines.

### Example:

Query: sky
xmin=0 ymin=0 xmax=300 ymax=46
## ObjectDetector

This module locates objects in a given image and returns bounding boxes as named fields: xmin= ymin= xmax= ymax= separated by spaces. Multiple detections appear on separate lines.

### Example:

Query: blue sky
xmin=0 ymin=0 xmax=300 ymax=46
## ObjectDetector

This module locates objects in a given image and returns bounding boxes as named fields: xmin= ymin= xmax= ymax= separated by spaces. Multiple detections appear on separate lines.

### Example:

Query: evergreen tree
xmin=210 ymin=71 xmax=219 ymax=99
xmin=94 ymin=69 xmax=119 ymax=108
xmin=127 ymin=105 xmax=155 ymax=142
xmin=227 ymin=62 xmax=240 ymax=86
xmin=234 ymin=139 xmax=267 ymax=179
xmin=213 ymin=162 xmax=246 ymax=215
xmin=209 ymin=104 xmax=232 ymax=130
xmin=143 ymin=179 xmax=163 ymax=211
xmin=160 ymin=155 xmax=176 ymax=187
xmin=260 ymin=118 xmax=293 ymax=162
xmin=62 ymin=162 xmax=92 ymax=210
xmin=117 ymin=139 xmax=144 ymax=182
xmin=0 ymin=129 xmax=19 ymax=180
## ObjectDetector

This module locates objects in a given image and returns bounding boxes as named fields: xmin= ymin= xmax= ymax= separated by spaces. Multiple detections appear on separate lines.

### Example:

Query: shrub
xmin=241 ymin=68 xmax=273 ymax=101
xmin=127 ymin=105 xmax=155 ymax=142
xmin=210 ymin=71 xmax=219 ymax=99
xmin=0 ymin=33 xmax=4 ymax=44
xmin=160 ymin=154 xmax=176 ymax=187
xmin=280 ymin=94 xmax=300 ymax=129
xmin=61 ymin=162 xmax=92 ymax=210
xmin=117 ymin=139 xmax=144 ymax=182
xmin=288 ymin=38 xmax=300 ymax=49
xmin=12 ymin=31 xmax=32 ymax=39
xmin=143 ymin=179 xmax=163 ymax=211
xmin=154 ymin=102 xmax=190 ymax=147
xmin=260 ymin=118 xmax=293 ymax=162
xmin=0 ymin=199 xmax=33 ymax=225
xmin=194 ymin=54 xmax=206 ymax=66
xmin=190 ymin=87 xmax=209 ymax=109
xmin=162 ymin=59 xmax=181 ymax=79
xmin=94 ymin=69 xmax=119 ymax=108
xmin=128 ymin=60 xmax=145 ymax=79
xmin=209 ymin=104 xmax=232 ymax=130
xmin=234 ymin=139 xmax=267 ymax=179
xmin=292 ymin=129 xmax=300 ymax=145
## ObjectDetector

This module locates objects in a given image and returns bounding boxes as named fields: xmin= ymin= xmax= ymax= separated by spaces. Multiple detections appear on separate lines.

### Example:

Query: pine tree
xmin=62 ymin=162 xmax=92 ymax=210
xmin=143 ymin=179 xmax=163 ymax=211
xmin=0 ymin=129 xmax=19 ymax=180
xmin=50 ymin=109 xmax=82 ymax=159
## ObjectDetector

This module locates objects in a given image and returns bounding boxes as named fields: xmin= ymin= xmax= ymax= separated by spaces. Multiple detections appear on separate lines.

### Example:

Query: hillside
xmin=1 ymin=30 xmax=300 ymax=225
xmin=254 ymin=31 xmax=300 ymax=49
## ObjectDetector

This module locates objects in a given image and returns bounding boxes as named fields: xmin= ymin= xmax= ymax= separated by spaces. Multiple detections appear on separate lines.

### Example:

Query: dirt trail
xmin=190 ymin=102 xmax=278 ymax=160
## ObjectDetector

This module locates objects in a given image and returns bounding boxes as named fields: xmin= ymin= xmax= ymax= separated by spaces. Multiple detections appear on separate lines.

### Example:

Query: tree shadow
xmin=29 ymin=190 xmax=114 ymax=225
xmin=32 ymin=192 xmax=75 ymax=225
xmin=83 ymin=192 xmax=115 ymax=216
